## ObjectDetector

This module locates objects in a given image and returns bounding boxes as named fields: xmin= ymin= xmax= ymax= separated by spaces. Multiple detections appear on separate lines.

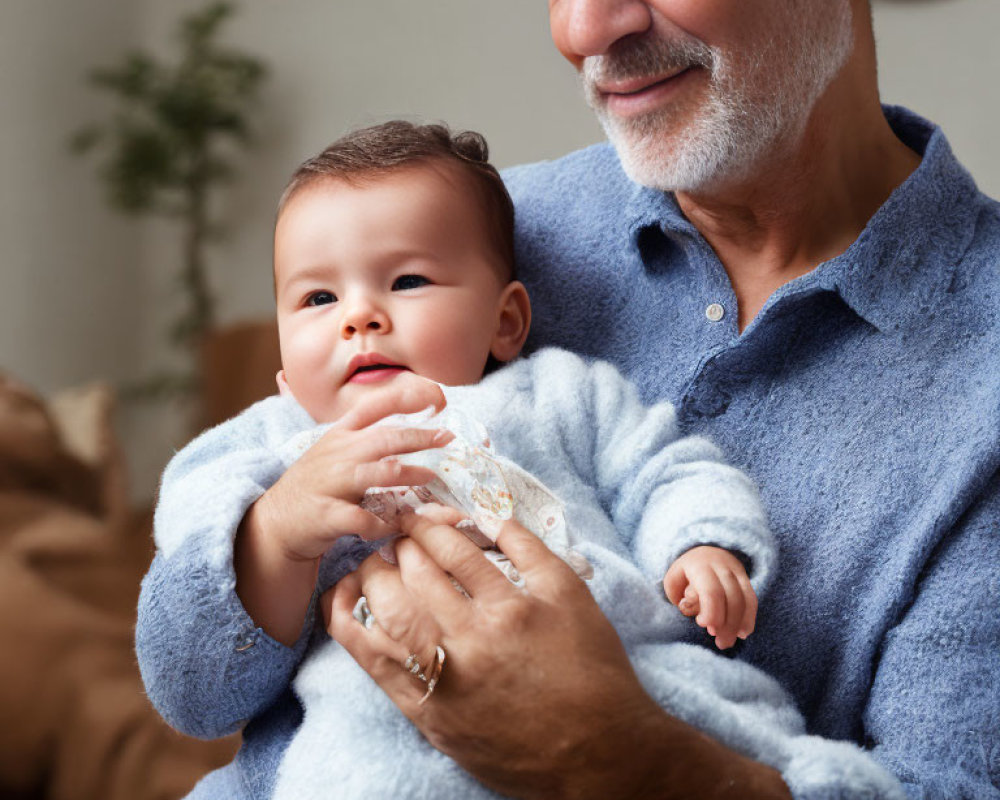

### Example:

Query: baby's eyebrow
xmin=277 ymin=265 xmax=334 ymax=292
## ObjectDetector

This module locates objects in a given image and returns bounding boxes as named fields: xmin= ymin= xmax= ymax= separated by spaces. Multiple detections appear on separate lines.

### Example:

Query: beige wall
xmin=0 ymin=1 xmax=143 ymax=392
xmin=873 ymin=0 xmax=1000 ymax=198
xmin=2 ymin=1 xmax=997 ymax=498
xmin=137 ymin=0 xmax=601 ymax=332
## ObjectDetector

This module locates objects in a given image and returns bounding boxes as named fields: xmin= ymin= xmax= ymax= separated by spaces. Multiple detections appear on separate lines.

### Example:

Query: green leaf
xmin=71 ymin=0 xmax=268 ymax=407
xmin=68 ymin=126 xmax=104 ymax=154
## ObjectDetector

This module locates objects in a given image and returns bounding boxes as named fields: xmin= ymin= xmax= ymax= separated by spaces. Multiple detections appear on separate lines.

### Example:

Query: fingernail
xmin=432 ymin=429 xmax=454 ymax=445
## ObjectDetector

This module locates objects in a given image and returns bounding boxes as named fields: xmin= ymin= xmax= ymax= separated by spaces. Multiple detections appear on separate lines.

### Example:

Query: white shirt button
xmin=705 ymin=303 xmax=725 ymax=322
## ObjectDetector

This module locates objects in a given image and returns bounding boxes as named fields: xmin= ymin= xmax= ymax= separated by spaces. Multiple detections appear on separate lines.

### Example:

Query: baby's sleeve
xmin=532 ymin=349 xmax=776 ymax=594
xmin=135 ymin=397 xmax=317 ymax=739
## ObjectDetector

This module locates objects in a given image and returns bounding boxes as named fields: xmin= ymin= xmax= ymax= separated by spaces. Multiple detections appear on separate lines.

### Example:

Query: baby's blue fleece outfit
xmin=137 ymin=348 xmax=903 ymax=799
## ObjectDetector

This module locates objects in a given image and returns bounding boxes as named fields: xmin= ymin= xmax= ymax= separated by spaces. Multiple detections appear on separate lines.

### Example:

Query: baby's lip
xmin=345 ymin=353 xmax=410 ymax=381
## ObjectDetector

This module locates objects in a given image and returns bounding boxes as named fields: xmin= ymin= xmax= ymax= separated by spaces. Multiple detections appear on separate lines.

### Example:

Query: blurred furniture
xmin=199 ymin=319 xmax=282 ymax=429
xmin=0 ymin=320 xmax=280 ymax=799
xmin=0 ymin=324 xmax=278 ymax=800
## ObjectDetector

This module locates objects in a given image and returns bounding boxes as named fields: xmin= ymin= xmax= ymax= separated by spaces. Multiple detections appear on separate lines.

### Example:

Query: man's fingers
xmin=324 ymin=578 xmax=430 ymax=711
xmin=394 ymin=536 xmax=473 ymax=626
xmin=407 ymin=503 xmax=468 ymax=527
xmin=352 ymin=552 xmax=444 ymax=667
xmin=493 ymin=518 xmax=580 ymax=596
xmin=325 ymin=580 xmax=407 ymax=664
xmin=332 ymin=374 xmax=446 ymax=431
xmin=398 ymin=510 xmax=513 ymax=602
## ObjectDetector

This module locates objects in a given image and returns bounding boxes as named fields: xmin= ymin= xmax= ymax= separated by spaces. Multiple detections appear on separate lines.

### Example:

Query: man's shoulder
xmin=502 ymin=142 xmax=636 ymax=215
xmin=966 ymin=189 xmax=1000 ymax=248
xmin=948 ymin=190 xmax=1000 ymax=304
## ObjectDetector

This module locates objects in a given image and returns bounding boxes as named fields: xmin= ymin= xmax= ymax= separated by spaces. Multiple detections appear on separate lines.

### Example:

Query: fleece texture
xmin=138 ymin=349 xmax=902 ymax=799
xmin=502 ymin=106 xmax=1000 ymax=799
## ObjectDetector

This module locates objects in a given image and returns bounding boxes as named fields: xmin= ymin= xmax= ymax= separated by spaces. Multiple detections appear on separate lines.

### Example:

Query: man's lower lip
xmin=348 ymin=367 xmax=408 ymax=384
xmin=603 ymin=68 xmax=698 ymax=116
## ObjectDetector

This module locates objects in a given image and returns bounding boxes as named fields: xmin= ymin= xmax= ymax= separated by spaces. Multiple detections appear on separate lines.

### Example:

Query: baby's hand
xmin=254 ymin=375 xmax=452 ymax=562
xmin=662 ymin=546 xmax=757 ymax=650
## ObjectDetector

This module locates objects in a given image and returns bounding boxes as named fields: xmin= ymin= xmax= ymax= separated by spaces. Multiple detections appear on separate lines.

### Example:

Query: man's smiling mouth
xmin=601 ymin=67 xmax=693 ymax=98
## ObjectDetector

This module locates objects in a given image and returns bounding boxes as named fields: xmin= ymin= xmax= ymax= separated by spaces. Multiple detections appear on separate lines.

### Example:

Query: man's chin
xmin=596 ymin=109 xmax=705 ymax=192
xmin=606 ymin=131 xmax=705 ymax=193
xmin=603 ymin=109 xmax=769 ymax=195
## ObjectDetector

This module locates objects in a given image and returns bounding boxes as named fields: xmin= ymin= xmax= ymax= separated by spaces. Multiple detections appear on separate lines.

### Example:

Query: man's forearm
xmin=573 ymin=706 xmax=791 ymax=800
xmin=469 ymin=688 xmax=792 ymax=800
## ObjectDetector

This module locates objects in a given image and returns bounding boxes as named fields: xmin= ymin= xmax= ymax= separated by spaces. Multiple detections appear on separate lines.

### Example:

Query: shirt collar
xmin=626 ymin=105 xmax=983 ymax=333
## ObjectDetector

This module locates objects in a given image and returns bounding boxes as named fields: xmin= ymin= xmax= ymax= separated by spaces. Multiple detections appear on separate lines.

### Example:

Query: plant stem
xmin=184 ymin=147 xmax=214 ymax=349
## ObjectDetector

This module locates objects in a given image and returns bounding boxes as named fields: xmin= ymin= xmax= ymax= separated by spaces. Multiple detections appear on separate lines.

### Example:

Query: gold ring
xmin=418 ymin=645 xmax=446 ymax=706
xmin=403 ymin=653 xmax=423 ymax=677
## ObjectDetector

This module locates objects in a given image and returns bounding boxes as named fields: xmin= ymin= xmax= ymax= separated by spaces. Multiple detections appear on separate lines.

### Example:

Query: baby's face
xmin=274 ymin=165 xmax=520 ymax=422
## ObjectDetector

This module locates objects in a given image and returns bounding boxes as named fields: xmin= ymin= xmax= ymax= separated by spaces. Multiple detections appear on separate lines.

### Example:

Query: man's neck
xmin=675 ymin=95 xmax=921 ymax=332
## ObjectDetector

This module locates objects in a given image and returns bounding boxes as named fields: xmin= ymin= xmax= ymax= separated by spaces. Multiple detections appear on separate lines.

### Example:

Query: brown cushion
xmin=0 ymin=375 xmax=101 ymax=515
xmin=0 ymin=499 xmax=238 ymax=799
xmin=0 ymin=375 xmax=239 ymax=799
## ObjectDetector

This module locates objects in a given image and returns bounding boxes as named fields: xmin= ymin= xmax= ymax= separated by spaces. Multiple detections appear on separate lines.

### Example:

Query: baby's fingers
xmin=662 ymin=561 xmax=690 ymax=607
xmin=676 ymin=585 xmax=700 ymax=617
xmin=711 ymin=568 xmax=746 ymax=650
xmin=352 ymin=461 xmax=437 ymax=494
xmin=736 ymin=573 xmax=758 ymax=640
xmin=323 ymin=503 xmax=397 ymax=543
xmin=328 ymin=425 xmax=454 ymax=467
xmin=692 ymin=572 xmax=727 ymax=638
xmin=333 ymin=373 xmax=446 ymax=431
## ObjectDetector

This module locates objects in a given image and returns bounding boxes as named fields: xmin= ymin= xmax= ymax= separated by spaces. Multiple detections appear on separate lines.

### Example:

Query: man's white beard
xmin=582 ymin=2 xmax=854 ymax=193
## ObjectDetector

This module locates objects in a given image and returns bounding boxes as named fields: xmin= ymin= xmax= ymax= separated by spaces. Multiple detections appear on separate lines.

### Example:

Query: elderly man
xmin=329 ymin=1 xmax=1000 ymax=798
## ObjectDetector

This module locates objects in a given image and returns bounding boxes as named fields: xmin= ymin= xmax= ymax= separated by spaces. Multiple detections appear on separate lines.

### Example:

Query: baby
xmin=136 ymin=122 xmax=903 ymax=800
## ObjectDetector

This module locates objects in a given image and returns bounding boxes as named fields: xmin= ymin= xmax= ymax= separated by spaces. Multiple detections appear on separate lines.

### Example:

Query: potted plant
xmin=71 ymin=2 xmax=268 ymax=421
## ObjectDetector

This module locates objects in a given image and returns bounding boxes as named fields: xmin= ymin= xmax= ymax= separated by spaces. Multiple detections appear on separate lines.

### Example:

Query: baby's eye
xmin=392 ymin=274 xmax=430 ymax=291
xmin=305 ymin=290 xmax=337 ymax=306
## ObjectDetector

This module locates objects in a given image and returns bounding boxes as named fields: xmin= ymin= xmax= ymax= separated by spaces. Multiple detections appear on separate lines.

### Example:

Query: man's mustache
xmin=582 ymin=34 xmax=715 ymax=94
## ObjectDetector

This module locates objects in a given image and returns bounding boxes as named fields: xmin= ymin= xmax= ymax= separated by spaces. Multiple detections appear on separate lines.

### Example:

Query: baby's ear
xmin=490 ymin=281 xmax=532 ymax=363
xmin=275 ymin=370 xmax=292 ymax=397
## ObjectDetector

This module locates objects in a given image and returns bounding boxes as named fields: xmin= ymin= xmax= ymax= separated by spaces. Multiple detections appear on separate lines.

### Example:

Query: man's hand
xmin=663 ymin=545 xmax=758 ymax=650
xmin=326 ymin=508 xmax=790 ymax=800
xmin=235 ymin=374 xmax=451 ymax=646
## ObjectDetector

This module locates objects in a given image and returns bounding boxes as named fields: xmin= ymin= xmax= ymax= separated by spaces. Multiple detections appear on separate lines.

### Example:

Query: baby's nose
xmin=341 ymin=301 xmax=389 ymax=338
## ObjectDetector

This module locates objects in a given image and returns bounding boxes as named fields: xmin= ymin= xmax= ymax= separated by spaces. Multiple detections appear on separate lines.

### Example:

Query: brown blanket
xmin=0 ymin=375 xmax=237 ymax=800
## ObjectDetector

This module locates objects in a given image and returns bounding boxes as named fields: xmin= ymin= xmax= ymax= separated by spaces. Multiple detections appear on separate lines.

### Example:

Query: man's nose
xmin=550 ymin=0 xmax=652 ymax=65
xmin=340 ymin=297 xmax=390 ymax=339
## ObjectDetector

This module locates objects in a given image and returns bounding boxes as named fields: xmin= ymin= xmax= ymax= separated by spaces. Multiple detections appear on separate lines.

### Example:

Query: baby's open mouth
xmin=348 ymin=363 xmax=411 ymax=383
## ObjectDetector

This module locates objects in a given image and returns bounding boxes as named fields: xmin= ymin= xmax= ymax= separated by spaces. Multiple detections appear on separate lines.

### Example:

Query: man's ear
xmin=490 ymin=281 xmax=532 ymax=363
xmin=275 ymin=369 xmax=292 ymax=397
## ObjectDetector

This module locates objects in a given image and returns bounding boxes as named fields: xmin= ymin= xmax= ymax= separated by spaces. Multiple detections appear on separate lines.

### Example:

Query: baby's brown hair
xmin=279 ymin=120 xmax=515 ymax=280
